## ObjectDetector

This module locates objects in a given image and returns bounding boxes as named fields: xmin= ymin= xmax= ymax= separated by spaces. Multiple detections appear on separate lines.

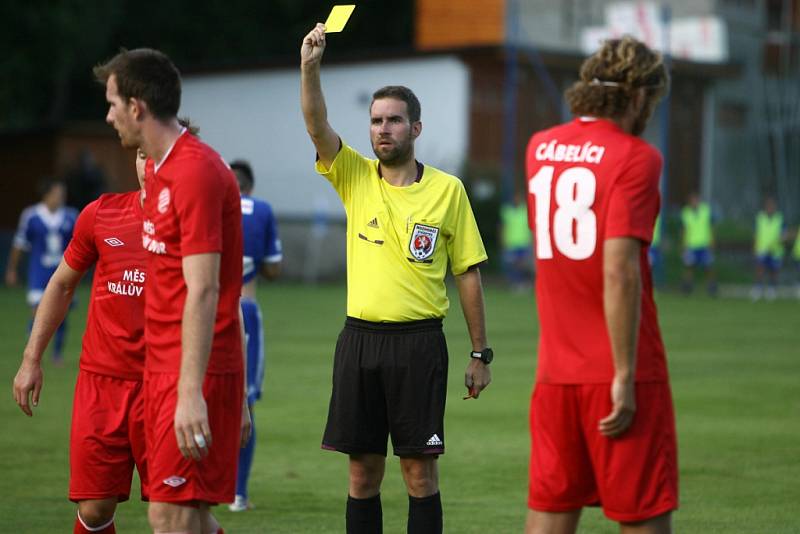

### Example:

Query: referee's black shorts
xmin=321 ymin=316 xmax=448 ymax=457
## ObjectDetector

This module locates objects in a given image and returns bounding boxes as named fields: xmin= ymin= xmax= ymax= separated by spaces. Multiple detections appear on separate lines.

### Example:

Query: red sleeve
xmin=605 ymin=145 xmax=662 ymax=243
xmin=63 ymin=199 xmax=100 ymax=272
xmin=173 ymin=163 xmax=225 ymax=256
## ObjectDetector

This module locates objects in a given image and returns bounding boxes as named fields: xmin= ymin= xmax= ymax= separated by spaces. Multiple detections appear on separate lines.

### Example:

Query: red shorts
xmin=528 ymin=382 xmax=678 ymax=522
xmin=144 ymin=371 xmax=243 ymax=504
xmin=69 ymin=370 xmax=147 ymax=502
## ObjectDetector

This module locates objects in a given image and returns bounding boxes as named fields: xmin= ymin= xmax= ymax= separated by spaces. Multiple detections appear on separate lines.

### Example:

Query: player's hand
xmin=13 ymin=357 xmax=43 ymax=417
xmin=5 ymin=269 xmax=18 ymax=287
xmin=464 ymin=358 xmax=491 ymax=399
xmin=240 ymin=398 xmax=252 ymax=448
xmin=599 ymin=374 xmax=636 ymax=438
xmin=174 ymin=389 xmax=212 ymax=461
xmin=301 ymin=23 xmax=327 ymax=66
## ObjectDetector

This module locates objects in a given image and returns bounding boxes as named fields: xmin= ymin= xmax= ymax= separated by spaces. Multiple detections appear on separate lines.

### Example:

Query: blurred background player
xmin=500 ymin=191 xmax=533 ymax=291
xmin=680 ymin=191 xmax=717 ymax=295
xmin=648 ymin=215 xmax=664 ymax=288
xmin=5 ymin=179 xmax=78 ymax=364
xmin=12 ymin=151 xmax=149 ymax=534
xmin=524 ymin=37 xmax=677 ymax=534
xmin=792 ymin=228 xmax=800 ymax=299
xmin=751 ymin=195 xmax=785 ymax=301
xmin=228 ymin=159 xmax=282 ymax=512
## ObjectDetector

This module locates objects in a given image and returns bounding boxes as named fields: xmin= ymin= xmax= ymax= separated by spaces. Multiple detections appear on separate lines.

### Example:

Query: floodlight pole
xmin=501 ymin=0 xmax=520 ymax=205
xmin=658 ymin=4 xmax=672 ymax=214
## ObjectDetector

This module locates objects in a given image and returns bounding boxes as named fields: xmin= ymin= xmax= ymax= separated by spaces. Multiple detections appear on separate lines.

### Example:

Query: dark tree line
xmin=0 ymin=0 xmax=412 ymax=130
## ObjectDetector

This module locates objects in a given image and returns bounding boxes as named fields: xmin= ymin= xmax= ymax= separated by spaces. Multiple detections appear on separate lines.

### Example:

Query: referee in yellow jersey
xmin=301 ymin=23 xmax=492 ymax=534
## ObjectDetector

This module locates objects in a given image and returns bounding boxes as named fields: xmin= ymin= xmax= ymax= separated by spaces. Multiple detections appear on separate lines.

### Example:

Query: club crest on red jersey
xmin=409 ymin=223 xmax=439 ymax=261
xmin=157 ymin=187 xmax=170 ymax=214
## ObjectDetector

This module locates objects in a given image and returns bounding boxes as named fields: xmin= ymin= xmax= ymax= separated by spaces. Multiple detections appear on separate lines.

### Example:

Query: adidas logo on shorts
xmin=426 ymin=434 xmax=443 ymax=446
xmin=163 ymin=476 xmax=187 ymax=488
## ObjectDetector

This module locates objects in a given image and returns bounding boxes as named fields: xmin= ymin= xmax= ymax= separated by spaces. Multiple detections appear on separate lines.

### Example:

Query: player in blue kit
xmin=229 ymin=159 xmax=282 ymax=512
xmin=5 ymin=179 xmax=78 ymax=364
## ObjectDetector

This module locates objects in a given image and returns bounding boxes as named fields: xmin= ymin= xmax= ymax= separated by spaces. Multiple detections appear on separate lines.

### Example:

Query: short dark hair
xmin=371 ymin=86 xmax=421 ymax=123
xmin=37 ymin=178 xmax=65 ymax=198
xmin=94 ymin=48 xmax=181 ymax=121
xmin=230 ymin=160 xmax=254 ymax=192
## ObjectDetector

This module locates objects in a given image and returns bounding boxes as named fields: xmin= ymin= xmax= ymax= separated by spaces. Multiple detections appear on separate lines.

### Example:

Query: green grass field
xmin=1 ymin=283 xmax=798 ymax=533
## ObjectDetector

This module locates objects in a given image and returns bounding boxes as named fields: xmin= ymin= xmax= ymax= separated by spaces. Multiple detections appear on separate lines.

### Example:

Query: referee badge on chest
xmin=409 ymin=223 xmax=439 ymax=263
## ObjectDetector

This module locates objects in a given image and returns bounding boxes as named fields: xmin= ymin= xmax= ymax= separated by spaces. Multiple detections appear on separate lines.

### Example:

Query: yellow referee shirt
xmin=316 ymin=142 xmax=488 ymax=322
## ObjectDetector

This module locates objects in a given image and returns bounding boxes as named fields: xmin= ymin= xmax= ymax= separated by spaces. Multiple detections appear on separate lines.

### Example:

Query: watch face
xmin=472 ymin=348 xmax=493 ymax=364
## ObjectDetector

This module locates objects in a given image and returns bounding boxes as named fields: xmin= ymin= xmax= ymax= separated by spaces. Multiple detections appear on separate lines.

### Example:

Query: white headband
xmin=589 ymin=78 xmax=623 ymax=87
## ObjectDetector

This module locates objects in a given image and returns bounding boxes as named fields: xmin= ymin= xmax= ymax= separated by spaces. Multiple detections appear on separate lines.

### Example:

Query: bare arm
xmin=454 ymin=267 xmax=491 ymax=398
xmin=300 ymin=23 xmax=340 ymax=169
xmin=5 ymin=245 xmax=24 ymax=286
xmin=599 ymin=237 xmax=642 ymax=438
xmin=260 ymin=260 xmax=281 ymax=281
xmin=238 ymin=300 xmax=252 ymax=447
xmin=174 ymin=252 xmax=220 ymax=460
xmin=13 ymin=259 xmax=85 ymax=415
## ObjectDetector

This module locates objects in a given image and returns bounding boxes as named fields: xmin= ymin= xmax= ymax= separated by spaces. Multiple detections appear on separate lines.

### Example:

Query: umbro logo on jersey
xmin=163 ymin=476 xmax=187 ymax=488
xmin=104 ymin=237 xmax=125 ymax=247
xmin=367 ymin=217 xmax=379 ymax=228
xmin=426 ymin=434 xmax=443 ymax=446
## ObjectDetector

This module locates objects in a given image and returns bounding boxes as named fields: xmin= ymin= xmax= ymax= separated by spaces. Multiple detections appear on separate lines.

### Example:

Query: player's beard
xmin=372 ymin=134 xmax=414 ymax=167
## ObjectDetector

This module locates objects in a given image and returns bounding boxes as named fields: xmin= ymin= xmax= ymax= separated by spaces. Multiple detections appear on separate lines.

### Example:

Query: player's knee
xmin=348 ymin=456 xmax=384 ymax=497
xmin=401 ymin=458 xmax=438 ymax=497
xmin=148 ymin=502 xmax=197 ymax=532
xmin=78 ymin=500 xmax=116 ymax=528
xmin=349 ymin=469 xmax=382 ymax=496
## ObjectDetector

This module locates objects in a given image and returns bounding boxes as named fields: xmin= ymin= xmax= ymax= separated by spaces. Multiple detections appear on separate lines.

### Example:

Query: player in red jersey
xmin=94 ymin=49 xmax=244 ymax=534
xmin=524 ymin=37 xmax=676 ymax=534
xmin=13 ymin=151 xmax=150 ymax=534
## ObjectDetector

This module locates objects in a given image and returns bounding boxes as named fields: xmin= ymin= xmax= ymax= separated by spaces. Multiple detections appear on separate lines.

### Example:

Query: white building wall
xmin=180 ymin=56 xmax=470 ymax=219
xmin=517 ymin=0 xmax=717 ymax=52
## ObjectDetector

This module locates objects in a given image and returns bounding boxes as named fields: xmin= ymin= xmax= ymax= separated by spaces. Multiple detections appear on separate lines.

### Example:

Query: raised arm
xmin=13 ymin=259 xmax=85 ymax=415
xmin=599 ymin=237 xmax=642 ymax=438
xmin=300 ymin=23 xmax=340 ymax=169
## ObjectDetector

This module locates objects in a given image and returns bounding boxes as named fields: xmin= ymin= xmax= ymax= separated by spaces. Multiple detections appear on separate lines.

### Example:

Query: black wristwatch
xmin=470 ymin=347 xmax=493 ymax=365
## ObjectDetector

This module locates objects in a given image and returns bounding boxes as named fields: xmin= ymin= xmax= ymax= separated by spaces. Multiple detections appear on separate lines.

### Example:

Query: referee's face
xmin=370 ymin=98 xmax=420 ymax=166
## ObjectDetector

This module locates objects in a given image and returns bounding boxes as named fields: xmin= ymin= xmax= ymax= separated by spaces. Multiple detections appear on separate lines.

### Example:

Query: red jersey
xmin=142 ymin=132 xmax=243 ymax=374
xmin=525 ymin=117 xmax=667 ymax=384
xmin=63 ymin=192 xmax=146 ymax=380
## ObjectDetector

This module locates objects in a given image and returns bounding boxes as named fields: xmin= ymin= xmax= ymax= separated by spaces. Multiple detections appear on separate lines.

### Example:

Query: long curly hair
xmin=566 ymin=36 xmax=669 ymax=120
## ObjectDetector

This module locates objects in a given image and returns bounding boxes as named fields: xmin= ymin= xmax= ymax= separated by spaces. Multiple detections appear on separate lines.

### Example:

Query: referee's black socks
xmin=408 ymin=492 xmax=442 ymax=534
xmin=346 ymin=494 xmax=383 ymax=534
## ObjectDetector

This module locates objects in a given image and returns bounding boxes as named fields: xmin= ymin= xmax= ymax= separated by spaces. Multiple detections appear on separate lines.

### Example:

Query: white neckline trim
xmin=154 ymin=127 xmax=187 ymax=173
xmin=34 ymin=203 xmax=65 ymax=229
xmin=579 ymin=116 xmax=598 ymax=122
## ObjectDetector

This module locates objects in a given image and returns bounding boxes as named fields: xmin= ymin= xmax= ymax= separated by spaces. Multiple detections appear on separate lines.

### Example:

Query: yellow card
xmin=324 ymin=5 xmax=356 ymax=33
